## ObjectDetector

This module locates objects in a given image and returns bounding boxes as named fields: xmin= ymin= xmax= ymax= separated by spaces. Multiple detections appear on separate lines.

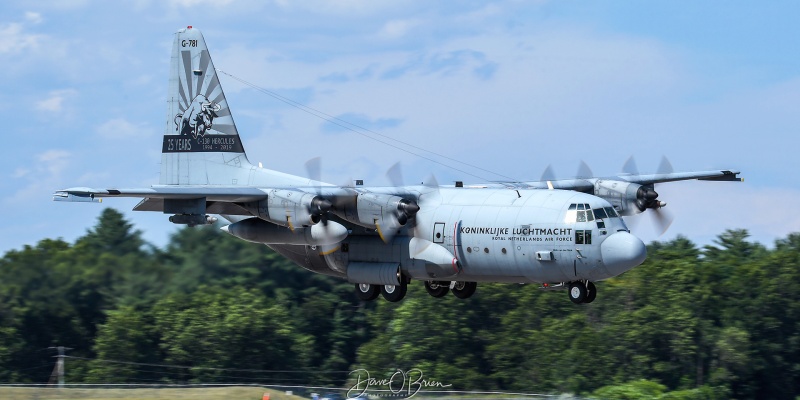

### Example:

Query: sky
xmin=1 ymin=0 xmax=798 ymax=253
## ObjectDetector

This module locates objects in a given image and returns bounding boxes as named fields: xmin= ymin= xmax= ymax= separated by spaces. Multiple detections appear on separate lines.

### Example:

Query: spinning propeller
xmin=620 ymin=155 xmax=675 ymax=236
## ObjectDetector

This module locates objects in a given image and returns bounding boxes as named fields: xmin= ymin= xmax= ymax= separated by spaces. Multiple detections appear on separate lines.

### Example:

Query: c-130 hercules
xmin=54 ymin=27 xmax=742 ymax=304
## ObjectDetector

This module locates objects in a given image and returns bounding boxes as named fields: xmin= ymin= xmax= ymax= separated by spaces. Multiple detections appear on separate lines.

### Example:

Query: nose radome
xmin=601 ymin=231 xmax=647 ymax=277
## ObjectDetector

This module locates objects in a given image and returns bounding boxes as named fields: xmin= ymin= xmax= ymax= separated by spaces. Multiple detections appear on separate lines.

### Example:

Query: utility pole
xmin=48 ymin=346 xmax=72 ymax=388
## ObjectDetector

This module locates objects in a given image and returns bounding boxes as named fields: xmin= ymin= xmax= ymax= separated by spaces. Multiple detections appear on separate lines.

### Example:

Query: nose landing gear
xmin=568 ymin=281 xmax=597 ymax=304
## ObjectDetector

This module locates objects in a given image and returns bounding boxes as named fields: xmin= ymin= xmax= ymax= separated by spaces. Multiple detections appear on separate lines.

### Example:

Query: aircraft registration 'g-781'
xmin=54 ymin=27 xmax=743 ymax=304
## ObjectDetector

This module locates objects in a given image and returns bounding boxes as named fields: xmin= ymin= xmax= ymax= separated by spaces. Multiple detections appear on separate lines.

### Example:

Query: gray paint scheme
xmin=54 ymin=27 xmax=742 ymax=303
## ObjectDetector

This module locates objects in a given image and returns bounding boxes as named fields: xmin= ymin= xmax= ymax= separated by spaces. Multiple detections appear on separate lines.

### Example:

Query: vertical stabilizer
xmin=161 ymin=26 xmax=252 ymax=185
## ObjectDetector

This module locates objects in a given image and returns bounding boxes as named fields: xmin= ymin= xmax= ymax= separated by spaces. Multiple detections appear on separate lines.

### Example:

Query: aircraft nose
xmin=601 ymin=231 xmax=647 ymax=277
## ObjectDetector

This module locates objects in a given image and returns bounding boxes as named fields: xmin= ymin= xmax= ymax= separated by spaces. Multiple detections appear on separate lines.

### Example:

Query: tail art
xmin=161 ymin=26 xmax=249 ymax=185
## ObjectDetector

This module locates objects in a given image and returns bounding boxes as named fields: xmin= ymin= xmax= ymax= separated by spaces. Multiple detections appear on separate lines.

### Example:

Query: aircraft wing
xmin=610 ymin=169 xmax=743 ymax=184
xmin=53 ymin=186 xmax=270 ymax=203
xmin=519 ymin=169 xmax=742 ymax=191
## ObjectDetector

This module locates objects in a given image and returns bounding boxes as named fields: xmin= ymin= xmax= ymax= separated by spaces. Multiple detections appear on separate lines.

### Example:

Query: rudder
xmin=161 ymin=26 xmax=252 ymax=185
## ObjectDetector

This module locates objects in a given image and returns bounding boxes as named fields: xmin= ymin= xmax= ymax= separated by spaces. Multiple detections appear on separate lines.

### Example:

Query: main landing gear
xmin=355 ymin=280 xmax=478 ymax=302
xmin=425 ymin=280 xmax=477 ymax=299
xmin=568 ymin=281 xmax=597 ymax=304
xmin=354 ymin=281 xmax=409 ymax=303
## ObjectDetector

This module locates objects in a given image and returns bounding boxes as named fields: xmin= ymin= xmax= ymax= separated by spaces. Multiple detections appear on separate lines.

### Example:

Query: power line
xmin=217 ymin=69 xmax=522 ymax=184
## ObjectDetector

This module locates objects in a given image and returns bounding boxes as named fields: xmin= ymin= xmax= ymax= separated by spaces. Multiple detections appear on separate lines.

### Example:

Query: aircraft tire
xmin=568 ymin=281 xmax=587 ymax=304
xmin=452 ymin=281 xmax=477 ymax=299
xmin=355 ymin=283 xmax=380 ymax=301
xmin=381 ymin=282 xmax=408 ymax=302
xmin=424 ymin=281 xmax=450 ymax=298
xmin=584 ymin=281 xmax=597 ymax=303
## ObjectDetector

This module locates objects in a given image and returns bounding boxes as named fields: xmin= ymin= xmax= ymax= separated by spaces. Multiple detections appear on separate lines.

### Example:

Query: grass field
xmin=0 ymin=386 xmax=308 ymax=400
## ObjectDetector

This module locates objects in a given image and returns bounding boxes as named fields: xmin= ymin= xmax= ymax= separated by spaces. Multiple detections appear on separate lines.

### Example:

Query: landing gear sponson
xmin=355 ymin=280 xmax=478 ymax=302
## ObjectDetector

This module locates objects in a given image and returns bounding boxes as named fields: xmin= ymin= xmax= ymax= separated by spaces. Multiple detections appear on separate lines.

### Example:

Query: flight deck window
xmin=577 ymin=211 xmax=586 ymax=222
xmin=605 ymin=207 xmax=618 ymax=218
xmin=593 ymin=208 xmax=608 ymax=219
xmin=577 ymin=204 xmax=585 ymax=210
xmin=586 ymin=209 xmax=594 ymax=221
xmin=565 ymin=204 xmax=577 ymax=223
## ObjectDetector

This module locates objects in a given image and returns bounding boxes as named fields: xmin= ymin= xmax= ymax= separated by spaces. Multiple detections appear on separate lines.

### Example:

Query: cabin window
xmin=575 ymin=229 xmax=592 ymax=245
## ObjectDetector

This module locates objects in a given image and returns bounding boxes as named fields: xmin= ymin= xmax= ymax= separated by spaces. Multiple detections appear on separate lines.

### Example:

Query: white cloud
xmin=5 ymin=149 xmax=72 ymax=207
xmin=24 ymin=12 xmax=42 ymax=24
xmin=0 ymin=22 xmax=44 ymax=54
xmin=96 ymin=118 xmax=151 ymax=139
xmin=380 ymin=19 xmax=423 ymax=39
xmin=37 ymin=149 xmax=72 ymax=177
xmin=35 ymin=89 xmax=78 ymax=113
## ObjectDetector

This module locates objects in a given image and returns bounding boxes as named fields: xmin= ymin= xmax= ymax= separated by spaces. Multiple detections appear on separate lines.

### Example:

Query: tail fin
xmin=161 ymin=26 xmax=252 ymax=185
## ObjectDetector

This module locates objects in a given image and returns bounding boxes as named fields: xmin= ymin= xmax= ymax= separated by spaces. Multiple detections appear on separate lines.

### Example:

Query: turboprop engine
xmin=222 ymin=217 xmax=347 ymax=246
xmin=332 ymin=193 xmax=420 ymax=242
xmin=244 ymin=189 xmax=331 ymax=229
xmin=593 ymin=180 xmax=665 ymax=216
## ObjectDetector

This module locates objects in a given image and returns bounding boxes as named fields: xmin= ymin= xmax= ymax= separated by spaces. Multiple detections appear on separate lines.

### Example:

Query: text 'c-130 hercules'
xmin=53 ymin=27 xmax=743 ymax=304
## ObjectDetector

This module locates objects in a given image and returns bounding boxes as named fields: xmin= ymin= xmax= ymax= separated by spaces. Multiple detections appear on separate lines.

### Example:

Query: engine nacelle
xmin=333 ymin=192 xmax=420 ymax=231
xmin=223 ymin=218 xmax=347 ymax=246
xmin=245 ymin=189 xmax=331 ymax=229
xmin=594 ymin=180 xmax=661 ymax=216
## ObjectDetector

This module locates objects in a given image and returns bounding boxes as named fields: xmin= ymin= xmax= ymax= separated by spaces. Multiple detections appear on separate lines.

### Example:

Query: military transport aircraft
xmin=54 ymin=27 xmax=742 ymax=304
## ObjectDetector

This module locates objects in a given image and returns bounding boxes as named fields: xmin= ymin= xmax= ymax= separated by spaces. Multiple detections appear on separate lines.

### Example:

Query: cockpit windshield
xmin=564 ymin=203 xmax=619 ymax=223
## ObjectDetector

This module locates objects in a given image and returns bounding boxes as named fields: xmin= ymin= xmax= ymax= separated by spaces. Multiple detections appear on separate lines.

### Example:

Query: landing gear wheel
xmin=569 ymin=281 xmax=587 ymax=304
xmin=452 ymin=281 xmax=477 ymax=299
xmin=584 ymin=281 xmax=597 ymax=304
xmin=355 ymin=283 xmax=379 ymax=301
xmin=381 ymin=281 xmax=408 ymax=302
xmin=424 ymin=281 xmax=449 ymax=298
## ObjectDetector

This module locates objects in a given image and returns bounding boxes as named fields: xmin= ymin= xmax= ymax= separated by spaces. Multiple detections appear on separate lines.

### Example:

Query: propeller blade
xmin=622 ymin=156 xmax=639 ymax=175
xmin=540 ymin=164 xmax=556 ymax=182
xmin=657 ymin=156 xmax=674 ymax=174
xmin=576 ymin=161 xmax=593 ymax=179
xmin=386 ymin=162 xmax=404 ymax=187
xmin=305 ymin=157 xmax=323 ymax=196
xmin=305 ymin=157 xmax=322 ymax=182
xmin=622 ymin=215 xmax=641 ymax=233
xmin=376 ymin=217 xmax=402 ymax=244
xmin=651 ymin=207 xmax=674 ymax=236
xmin=317 ymin=243 xmax=341 ymax=256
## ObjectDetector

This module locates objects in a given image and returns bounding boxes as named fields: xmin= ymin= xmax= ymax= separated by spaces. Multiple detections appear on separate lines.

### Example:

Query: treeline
xmin=0 ymin=208 xmax=799 ymax=399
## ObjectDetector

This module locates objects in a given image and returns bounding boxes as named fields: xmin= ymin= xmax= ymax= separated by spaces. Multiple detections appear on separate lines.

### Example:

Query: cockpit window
xmin=605 ymin=207 xmax=618 ymax=218
xmin=593 ymin=208 xmax=608 ymax=219
xmin=566 ymin=204 xmax=604 ymax=223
